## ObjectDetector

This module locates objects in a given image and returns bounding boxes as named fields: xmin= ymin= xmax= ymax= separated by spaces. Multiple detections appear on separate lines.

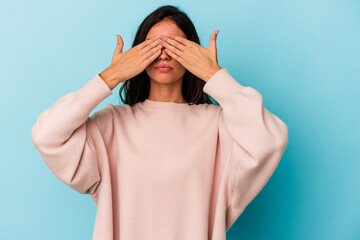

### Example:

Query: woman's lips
xmin=156 ymin=67 xmax=173 ymax=72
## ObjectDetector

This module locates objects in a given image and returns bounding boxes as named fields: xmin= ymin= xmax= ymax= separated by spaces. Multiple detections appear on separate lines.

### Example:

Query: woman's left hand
xmin=160 ymin=30 xmax=222 ymax=82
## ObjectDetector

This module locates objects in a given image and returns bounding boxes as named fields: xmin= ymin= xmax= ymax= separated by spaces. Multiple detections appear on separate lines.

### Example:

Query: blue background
xmin=1 ymin=0 xmax=359 ymax=239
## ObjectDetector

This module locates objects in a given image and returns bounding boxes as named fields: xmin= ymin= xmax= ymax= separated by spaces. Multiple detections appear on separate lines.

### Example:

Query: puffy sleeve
xmin=31 ymin=73 xmax=113 ymax=196
xmin=203 ymin=68 xmax=289 ymax=229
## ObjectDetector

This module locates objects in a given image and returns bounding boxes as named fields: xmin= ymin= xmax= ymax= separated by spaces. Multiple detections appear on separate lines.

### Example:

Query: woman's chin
xmin=151 ymin=78 xmax=176 ymax=84
xmin=149 ymin=74 xmax=178 ymax=83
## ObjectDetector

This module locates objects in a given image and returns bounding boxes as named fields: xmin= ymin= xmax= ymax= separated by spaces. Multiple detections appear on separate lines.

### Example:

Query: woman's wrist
xmin=204 ymin=66 xmax=222 ymax=83
xmin=99 ymin=67 xmax=121 ymax=90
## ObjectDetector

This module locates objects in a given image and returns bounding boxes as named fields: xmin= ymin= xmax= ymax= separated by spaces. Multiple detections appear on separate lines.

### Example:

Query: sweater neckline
xmin=138 ymin=99 xmax=198 ymax=110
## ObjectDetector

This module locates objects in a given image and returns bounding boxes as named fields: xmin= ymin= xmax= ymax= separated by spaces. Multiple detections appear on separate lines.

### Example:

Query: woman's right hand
xmin=99 ymin=34 xmax=163 ymax=90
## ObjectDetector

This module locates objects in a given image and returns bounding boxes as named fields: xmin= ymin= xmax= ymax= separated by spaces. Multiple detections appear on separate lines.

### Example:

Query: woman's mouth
xmin=156 ymin=67 xmax=173 ymax=72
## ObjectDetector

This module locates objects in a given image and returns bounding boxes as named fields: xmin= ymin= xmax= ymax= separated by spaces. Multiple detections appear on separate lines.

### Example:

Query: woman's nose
xmin=158 ymin=47 xmax=170 ymax=60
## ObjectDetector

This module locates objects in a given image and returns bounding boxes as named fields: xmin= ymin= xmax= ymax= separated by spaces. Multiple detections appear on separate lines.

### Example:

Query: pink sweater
xmin=31 ymin=68 xmax=288 ymax=240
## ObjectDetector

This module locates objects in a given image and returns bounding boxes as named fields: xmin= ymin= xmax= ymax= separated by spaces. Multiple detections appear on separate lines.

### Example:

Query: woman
xmin=31 ymin=5 xmax=288 ymax=240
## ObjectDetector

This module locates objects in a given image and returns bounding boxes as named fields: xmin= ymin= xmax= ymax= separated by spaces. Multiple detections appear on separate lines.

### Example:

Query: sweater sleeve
xmin=203 ymin=68 xmax=288 ymax=227
xmin=31 ymin=73 xmax=113 ymax=195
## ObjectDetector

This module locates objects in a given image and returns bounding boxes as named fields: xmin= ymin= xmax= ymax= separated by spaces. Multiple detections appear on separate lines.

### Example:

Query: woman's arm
xmin=203 ymin=68 xmax=288 ymax=228
xmin=31 ymin=74 xmax=113 ymax=195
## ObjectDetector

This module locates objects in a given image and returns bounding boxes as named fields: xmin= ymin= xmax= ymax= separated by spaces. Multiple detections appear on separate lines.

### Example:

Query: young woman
xmin=31 ymin=5 xmax=288 ymax=240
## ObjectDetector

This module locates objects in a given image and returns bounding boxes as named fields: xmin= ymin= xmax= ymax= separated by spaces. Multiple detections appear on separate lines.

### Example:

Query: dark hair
xmin=118 ymin=4 xmax=219 ymax=107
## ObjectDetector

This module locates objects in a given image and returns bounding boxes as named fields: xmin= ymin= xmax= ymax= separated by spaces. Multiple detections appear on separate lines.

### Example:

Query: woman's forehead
xmin=146 ymin=22 xmax=186 ymax=40
xmin=146 ymin=33 xmax=180 ymax=40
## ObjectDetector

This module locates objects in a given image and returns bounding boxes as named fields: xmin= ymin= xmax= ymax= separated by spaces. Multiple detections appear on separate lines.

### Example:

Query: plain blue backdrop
xmin=0 ymin=0 xmax=359 ymax=239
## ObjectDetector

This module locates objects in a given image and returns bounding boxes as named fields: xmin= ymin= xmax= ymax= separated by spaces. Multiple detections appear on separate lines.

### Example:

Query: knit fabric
xmin=31 ymin=68 xmax=288 ymax=240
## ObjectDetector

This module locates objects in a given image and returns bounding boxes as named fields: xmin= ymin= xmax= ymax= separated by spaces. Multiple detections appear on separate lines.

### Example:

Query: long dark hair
xmin=118 ymin=4 xmax=219 ymax=107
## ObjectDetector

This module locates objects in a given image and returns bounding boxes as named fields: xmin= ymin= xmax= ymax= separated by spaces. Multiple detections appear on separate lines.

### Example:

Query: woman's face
xmin=145 ymin=19 xmax=187 ymax=84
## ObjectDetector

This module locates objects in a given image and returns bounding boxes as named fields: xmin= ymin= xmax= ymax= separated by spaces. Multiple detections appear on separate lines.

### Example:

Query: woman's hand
xmin=100 ymin=34 xmax=163 ymax=90
xmin=159 ymin=30 xmax=222 ymax=82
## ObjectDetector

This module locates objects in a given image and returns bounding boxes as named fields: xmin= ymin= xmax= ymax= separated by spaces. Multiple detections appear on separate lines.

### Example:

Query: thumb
xmin=114 ymin=34 xmax=124 ymax=54
xmin=208 ymin=30 xmax=219 ymax=52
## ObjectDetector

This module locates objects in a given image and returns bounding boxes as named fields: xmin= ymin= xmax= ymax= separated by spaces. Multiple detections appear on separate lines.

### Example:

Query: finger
xmin=134 ymin=38 xmax=157 ymax=52
xmin=141 ymin=38 xmax=162 ymax=54
xmin=114 ymin=34 xmax=124 ymax=54
xmin=143 ymin=41 xmax=163 ymax=60
xmin=144 ymin=49 xmax=162 ymax=66
xmin=163 ymin=48 xmax=183 ymax=63
xmin=167 ymin=34 xmax=192 ymax=47
xmin=209 ymin=30 xmax=219 ymax=51
xmin=162 ymin=36 xmax=186 ymax=51
xmin=160 ymin=40 xmax=183 ymax=57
